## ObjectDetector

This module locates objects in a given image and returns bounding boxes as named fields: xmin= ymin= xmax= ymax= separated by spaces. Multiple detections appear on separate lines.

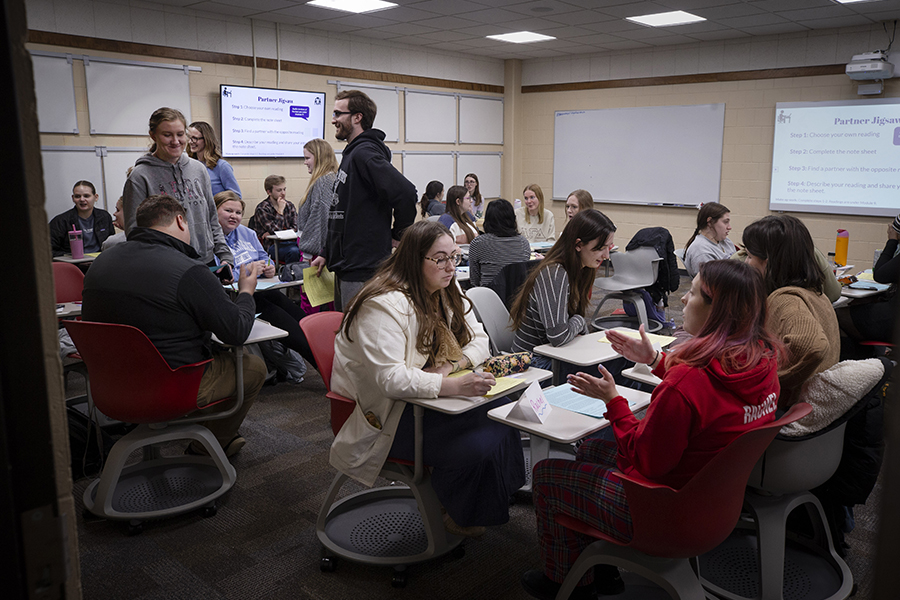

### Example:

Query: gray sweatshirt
xmin=123 ymin=152 xmax=232 ymax=266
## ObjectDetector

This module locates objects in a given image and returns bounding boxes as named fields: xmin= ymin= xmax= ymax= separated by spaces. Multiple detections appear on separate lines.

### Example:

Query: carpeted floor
xmin=69 ymin=274 xmax=883 ymax=599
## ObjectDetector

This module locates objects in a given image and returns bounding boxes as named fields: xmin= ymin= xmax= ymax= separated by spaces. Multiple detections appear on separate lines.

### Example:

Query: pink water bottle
xmin=68 ymin=226 xmax=84 ymax=259
xmin=835 ymin=229 xmax=849 ymax=267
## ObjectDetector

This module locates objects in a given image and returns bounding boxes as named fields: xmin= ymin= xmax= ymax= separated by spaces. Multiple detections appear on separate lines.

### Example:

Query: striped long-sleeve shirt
xmin=468 ymin=233 xmax=531 ymax=287
xmin=512 ymin=263 xmax=586 ymax=353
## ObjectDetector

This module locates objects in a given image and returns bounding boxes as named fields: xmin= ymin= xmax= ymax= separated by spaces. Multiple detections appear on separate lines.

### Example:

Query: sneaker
xmin=595 ymin=564 xmax=625 ymax=595
xmin=521 ymin=570 xmax=595 ymax=600
xmin=224 ymin=435 xmax=246 ymax=457
xmin=442 ymin=513 xmax=485 ymax=538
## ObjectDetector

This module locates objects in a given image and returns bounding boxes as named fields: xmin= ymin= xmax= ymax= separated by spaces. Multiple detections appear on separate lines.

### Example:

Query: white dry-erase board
xmin=552 ymin=103 xmax=725 ymax=205
xmin=402 ymin=153 xmax=454 ymax=200
xmin=459 ymin=96 xmax=503 ymax=145
xmin=405 ymin=91 xmax=457 ymax=143
xmin=41 ymin=147 xmax=105 ymax=218
xmin=31 ymin=53 xmax=79 ymax=134
xmin=84 ymin=59 xmax=192 ymax=135
xmin=104 ymin=148 xmax=148 ymax=205
xmin=335 ymin=82 xmax=400 ymax=142
xmin=457 ymin=153 xmax=502 ymax=199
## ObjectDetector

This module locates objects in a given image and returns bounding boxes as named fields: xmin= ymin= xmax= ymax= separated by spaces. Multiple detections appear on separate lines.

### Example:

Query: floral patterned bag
xmin=482 ymin=352 xmax=532 ymax=377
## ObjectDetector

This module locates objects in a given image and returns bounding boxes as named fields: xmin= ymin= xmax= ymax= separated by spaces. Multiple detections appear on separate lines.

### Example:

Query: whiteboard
xmin=31 ymin=54 xmax=78 ymax=134
xmin=459 ymin=96 xmax=503 ymax=144
xmin=103 ymin=148 xmax=147 ymax=205
xmin=405 ymin=91 xmax=457 ymax=143
xmin=553 ymin=104 xmax=725 ymax=205
xmin=41 ymin=148 xmax=104 ymax=218
xmin=402 ymin=154 xmax=454 ymax=201
xmin=85 ymin=60 xmax=192 ymax=135
xmin=457 ymin=154 xmax=502 ymax=199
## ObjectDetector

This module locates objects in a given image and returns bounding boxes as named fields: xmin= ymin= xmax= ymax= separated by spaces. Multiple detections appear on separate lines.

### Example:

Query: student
xmin=522 ymin=259 xmax=782 ymax=600
xmin=419 ymin=180 xmax=445 ymax=217
xmin=682 ymin=202 xmax=736 ymax=278
xmin=516 ymin=184 xmax=556 ymax=243
xmin=187 ymin=121 xmax=241 ymax=197
xmin=510 ymin=209 xmax=615 ymax=371
xmin=565 ymin=189 xmax=593 ymax=221
xmin=468 ymin=199 xmax=530 ymax=287
xmin=49 ymin=180 xmax=114 ymax=256
xmin=296 ymin=138 xmax=339 ymax=260
xmin=464 ymin=172 xmax=484 ymax=219
xmin=253 ymin=175 xmax=299 ymax=264
xmin=123 ymin=107 xmax=233 ymax=268
xmin=742 ymin=215 xmax=839 ymax=409
xmin=100 ymin=196 xmax=126 ymax=251
xmin=329 ymin=220 xmax=525 ymax=537
xmin=215 ymin=191 xmax=314 ymax=368
xmin=438 ymin=185 xmax=479 ymax=244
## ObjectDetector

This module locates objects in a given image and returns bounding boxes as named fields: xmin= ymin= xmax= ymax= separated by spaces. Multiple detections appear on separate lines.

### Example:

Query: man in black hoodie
xmin=312 ymin=89 xmax=416 ymax=310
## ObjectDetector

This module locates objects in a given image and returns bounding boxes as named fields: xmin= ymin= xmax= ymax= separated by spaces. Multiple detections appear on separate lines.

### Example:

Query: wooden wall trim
xmin=522 ymin=64 xmax=847 ymax=93
xmin=27 ymin=30 xmax=504 ymax=94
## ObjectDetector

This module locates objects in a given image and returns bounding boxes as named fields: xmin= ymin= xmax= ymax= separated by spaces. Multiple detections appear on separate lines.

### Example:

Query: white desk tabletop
xmin=223 ymin=276 xmax=304 ymax=293
xmin=56 ymin=302 xmax=82 ymax=318
xmin=532 ymin=330 xmax=621 ymax=367
xmin=211 ymin=319 xmax=289 ymax=346
xmin=53 ymin=254 xmax=96 ymax=264
xmin=488 ymin=385 xmax=652 ymax=445
xmin=403 ymin=366 xmax=552 ymax=415
xmin=840 ymin=286 xmax=882 ymax=299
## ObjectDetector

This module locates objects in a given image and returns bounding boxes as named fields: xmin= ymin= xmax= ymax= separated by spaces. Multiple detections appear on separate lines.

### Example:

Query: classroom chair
xmin=65 ymin=321 xmax=240 ymax=534
xmin=590 ymin=247 xmax=663 ymax=333
xmin=52 ymin=261 xmax=85 ymax=303
xmin=466 ymin=286 xmax=516 ymax=355
xmin=550 ymin=403 xmax=811 ymax=600
xmin=299 ymin=311 xmax=464 ymax=588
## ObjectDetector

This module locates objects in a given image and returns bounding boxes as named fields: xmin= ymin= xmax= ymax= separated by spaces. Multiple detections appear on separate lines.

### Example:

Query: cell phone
xmin=838 ymin=275 xmax=857 ymax=286
xmin=211 ymin=264 xmax=232 ymax=281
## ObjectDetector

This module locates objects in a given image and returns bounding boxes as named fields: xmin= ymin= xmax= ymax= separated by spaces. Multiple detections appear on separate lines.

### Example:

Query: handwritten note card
xmin=507 ymin=380 xmax=551 ymax=423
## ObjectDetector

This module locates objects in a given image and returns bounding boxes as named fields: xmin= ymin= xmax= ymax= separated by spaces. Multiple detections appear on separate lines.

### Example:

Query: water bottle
xmin=835 ymin=229 xmax=849 ymax=267
xmin=514 ymin=198 xmax=521 ymax=210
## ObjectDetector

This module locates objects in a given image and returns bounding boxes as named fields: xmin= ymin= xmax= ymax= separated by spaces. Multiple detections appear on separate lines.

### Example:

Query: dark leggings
xmin=253 ymin=290 xmax=315 ymax=368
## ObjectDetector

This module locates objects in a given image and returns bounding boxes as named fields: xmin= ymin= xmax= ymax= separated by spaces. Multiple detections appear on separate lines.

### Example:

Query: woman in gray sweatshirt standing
xmin=123 ymin=107 xmax=233 ymax=267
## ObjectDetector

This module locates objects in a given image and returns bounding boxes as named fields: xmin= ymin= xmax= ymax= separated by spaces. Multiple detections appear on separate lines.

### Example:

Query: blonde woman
xmin=187 ymin=121 xmax=241 ymax=197
xmin=297 ymin=138 xmax=339 ymax=259
xmin=515 ymin=183 xmax=555 ymax=243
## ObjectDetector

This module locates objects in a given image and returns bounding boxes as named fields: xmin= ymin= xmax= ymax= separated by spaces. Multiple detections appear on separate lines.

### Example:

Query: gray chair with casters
xmin=590 ymin=247 xmax=663 ymax=332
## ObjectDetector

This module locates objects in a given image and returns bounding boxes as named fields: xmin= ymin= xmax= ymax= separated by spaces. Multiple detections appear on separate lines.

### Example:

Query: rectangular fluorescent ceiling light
xmin=486 ymin=31 xmax=556 ymax=44
xmin=833 ymin=0 xmax=882 ymax=3
xmin=307 ymin=0 xmax=397 ymax=14
xmin=626 ymin=10 xmax=705 ymax=27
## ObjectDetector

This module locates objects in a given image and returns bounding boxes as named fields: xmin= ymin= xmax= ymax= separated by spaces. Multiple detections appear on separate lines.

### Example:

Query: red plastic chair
xmin=64 ymin=321 xmax=239 ymax=530
xmin=298 ymin=311 xmax=463 ymax=586
xmin=551 ymin=402 xmax=812 ymax=600
xmin=52 ymin=261 xmax=85 ymax=303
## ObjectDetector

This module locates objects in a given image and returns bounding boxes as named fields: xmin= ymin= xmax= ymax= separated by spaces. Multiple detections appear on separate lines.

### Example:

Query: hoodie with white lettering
xmin=605 ymin=352 xmax=780 ymax=489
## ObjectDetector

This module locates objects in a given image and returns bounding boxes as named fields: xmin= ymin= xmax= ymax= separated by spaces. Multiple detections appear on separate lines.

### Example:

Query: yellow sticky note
xmin=302 ymin=265 xmax=334 ymax=307
xmin=85 ymin=252 xmax=101 ymax=258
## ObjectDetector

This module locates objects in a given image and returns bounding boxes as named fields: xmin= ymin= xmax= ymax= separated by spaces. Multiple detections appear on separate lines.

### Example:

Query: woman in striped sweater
xmin=510 ymin=209 xmax=616 ymax=372
xmin=468 ymin=199 xmax=531 ymax=287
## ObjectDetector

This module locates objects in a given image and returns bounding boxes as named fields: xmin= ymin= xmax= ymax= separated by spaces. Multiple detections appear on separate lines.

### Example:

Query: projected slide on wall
xmin=770 ymin=98 xmax=900 ymax=217
xmin=220 ymin=85 xmax=326 ymax=158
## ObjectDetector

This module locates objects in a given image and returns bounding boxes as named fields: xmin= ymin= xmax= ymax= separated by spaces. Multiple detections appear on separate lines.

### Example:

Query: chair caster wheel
xmin=391 ymin=567 xmax=407 ymax=588
xmin=320 ymin=557 xmax=336 ymax=572
xmin=127 ymin=520 xmax=143 ymax=536
xmin=451 ymin=545 xmax=465 ymax=560
xmin=202 ymin=505 xmax=217 ymax=518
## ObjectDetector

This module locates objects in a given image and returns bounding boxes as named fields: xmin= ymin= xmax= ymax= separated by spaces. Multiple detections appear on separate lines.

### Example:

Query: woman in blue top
xmin=188 ymin=121 xmax=241 ymax=197
xmin=215 ymin=191 xmax=313 ymax=368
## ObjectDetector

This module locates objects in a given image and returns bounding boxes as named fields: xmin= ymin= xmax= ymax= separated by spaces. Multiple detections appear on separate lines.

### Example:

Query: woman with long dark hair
xmin=468 ymin=199 xmax=530 ymax=287
xmin=742 ymin=215 xmax=839 ymax=409
xmin=419 ymin=180 xmax=445 ymax=217
xmin=682 ymin=202 xmax=735 ymax=278
xmin=331 ymin=220 xmax=525 ymax=537
xmin=438 ymin=185 xmax=479 ymax=244
xmin=522 ymin=259 xmax=783 ymax=599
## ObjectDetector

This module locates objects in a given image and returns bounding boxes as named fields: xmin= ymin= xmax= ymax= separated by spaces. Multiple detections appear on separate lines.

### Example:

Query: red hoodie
xmin=604 ymin=353 xmax=780 ymax=489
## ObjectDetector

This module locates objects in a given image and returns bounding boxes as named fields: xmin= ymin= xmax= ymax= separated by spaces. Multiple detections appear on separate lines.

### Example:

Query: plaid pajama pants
xmin=533 ymin=438 xmax=633 ymax=586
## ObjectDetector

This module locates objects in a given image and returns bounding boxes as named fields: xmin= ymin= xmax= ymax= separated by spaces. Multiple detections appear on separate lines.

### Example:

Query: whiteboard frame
xmin=404 ymin=90 xmax=457 ymax=144
xmin=456 ymin=153 xmax=502 ymax=199
xmin=401 ymin=152 xmax=454 ymax=201
xmin=458 ymin=95 xmax=503 ymax=145
xmin=334 ymin=81 xmax=401 ymax=143
xmin=30 ymin=51 xmax=79 ymax=134
xmin=40 ymin=146 xmax=105 ymax=218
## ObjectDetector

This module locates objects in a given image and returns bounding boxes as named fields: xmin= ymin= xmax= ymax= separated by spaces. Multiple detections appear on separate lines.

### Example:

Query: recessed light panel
xmin=307 ymin=0 xmax=397 ymax=14
xmin=486 ymin=31 xmax=556 ymax=44
xmin=626 ymin=10 xmax=706 ymax=27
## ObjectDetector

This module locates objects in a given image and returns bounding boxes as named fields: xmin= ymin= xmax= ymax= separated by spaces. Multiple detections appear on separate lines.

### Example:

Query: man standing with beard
xmin=311 ymin=89 xmax=416 ymax=310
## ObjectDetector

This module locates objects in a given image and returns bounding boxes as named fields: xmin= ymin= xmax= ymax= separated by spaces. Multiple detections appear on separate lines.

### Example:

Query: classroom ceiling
xmin=150 ymin=0 xmax=900 ymax=59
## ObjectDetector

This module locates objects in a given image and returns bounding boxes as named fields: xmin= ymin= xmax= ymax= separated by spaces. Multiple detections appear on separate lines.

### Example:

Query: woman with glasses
xmin=330 ymin=220 xmax=525 ymax=537
xmin=510 ymin=210 xmax=616 ymax=374
xmin=464 ymin=173 xmax=484 ymax=219
xmin=187 ymin=121 xmax=241 ymax=197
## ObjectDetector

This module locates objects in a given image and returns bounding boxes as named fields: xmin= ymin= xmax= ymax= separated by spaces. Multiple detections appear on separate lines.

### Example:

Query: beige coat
xmin=329 ymin=288 xmax=490 ymax=486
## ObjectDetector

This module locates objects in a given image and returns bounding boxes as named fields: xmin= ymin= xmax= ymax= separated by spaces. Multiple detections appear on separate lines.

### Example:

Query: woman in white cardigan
xmin=330 ymin=220 xmax=525 ymax=536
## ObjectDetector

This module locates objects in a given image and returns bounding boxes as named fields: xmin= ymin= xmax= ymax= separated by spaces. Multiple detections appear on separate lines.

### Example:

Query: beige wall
xmin=514 ymin=74 xmax=900 ymax=268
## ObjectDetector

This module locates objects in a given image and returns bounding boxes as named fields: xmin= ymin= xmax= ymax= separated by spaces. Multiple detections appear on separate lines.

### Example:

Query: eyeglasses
xmin=188 ymin=136 xmax=203 ymax=142
xmin=332 ymin=110 xmax=355 ymax=118
xmin=424 ymin=252 xmax=462 ymax=269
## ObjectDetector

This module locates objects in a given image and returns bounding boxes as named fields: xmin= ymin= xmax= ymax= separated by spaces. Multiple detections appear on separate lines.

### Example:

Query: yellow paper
xmin=599 ymin=328 xmax=676 ymax=347
xmin=85 ymin=252 xmax=101 ymax=258
xmin=447 ymin=369 xmax=522 ymax=397
xmin=857 ymin=269 xmax=874 ymax=281
xmin=302 ymin=265 xmax=334 ymax=307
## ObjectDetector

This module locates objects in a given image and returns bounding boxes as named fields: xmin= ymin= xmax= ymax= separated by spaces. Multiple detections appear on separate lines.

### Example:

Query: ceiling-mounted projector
xmin=846 ymin=51 xmax=894 ymax=80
